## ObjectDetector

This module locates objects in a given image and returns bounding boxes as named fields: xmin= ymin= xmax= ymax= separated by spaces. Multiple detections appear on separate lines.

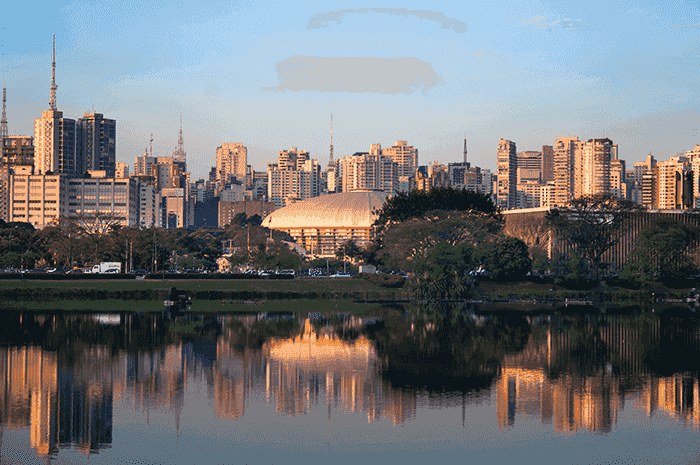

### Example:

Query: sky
xmin=1 ymin=0 xmax=699 ymax=180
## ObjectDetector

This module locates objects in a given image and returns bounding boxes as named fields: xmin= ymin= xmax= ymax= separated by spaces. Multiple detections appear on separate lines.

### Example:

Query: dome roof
xmin=262 ymin=191 xmax=391 ymax=229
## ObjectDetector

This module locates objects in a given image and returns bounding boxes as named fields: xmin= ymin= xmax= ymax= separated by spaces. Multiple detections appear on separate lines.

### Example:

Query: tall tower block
xmin=35 ymin=34 xmax=79 ymax=175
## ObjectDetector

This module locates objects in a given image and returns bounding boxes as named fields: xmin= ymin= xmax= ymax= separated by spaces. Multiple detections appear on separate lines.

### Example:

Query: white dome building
xmin=261 ymin=191 xmax=391 ymax=257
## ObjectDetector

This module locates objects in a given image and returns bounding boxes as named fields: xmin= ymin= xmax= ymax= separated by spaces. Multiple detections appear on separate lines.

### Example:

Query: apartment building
xmin=67 ymin=176 xmax=139 ymax=228
xmin=553 ymin=137 xmax=584 ymax=206
xmin=497 ymin=138 xmax=517 ymax=210
xmin=9 ymin=171 xmax=67 ymax=228
xmin=2 ymin=136 xmax=34 ymax=167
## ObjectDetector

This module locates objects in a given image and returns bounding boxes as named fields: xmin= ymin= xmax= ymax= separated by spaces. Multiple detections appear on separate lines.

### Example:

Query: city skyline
xmin=1 ymin=0 xmax=699 ymax=181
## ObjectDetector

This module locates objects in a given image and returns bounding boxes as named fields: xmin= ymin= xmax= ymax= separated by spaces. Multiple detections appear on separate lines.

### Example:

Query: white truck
xmin=90 ymin=262 xmax=122 ymax=274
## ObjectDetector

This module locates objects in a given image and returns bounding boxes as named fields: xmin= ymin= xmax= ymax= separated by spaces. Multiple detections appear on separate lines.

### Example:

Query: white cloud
xmin=519 ymin=15 xmax=582 ymax=29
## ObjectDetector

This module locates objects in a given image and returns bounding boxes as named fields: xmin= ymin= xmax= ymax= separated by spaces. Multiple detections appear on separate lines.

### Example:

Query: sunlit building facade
xmin=261 ymin=190 xmax=390 ymax=256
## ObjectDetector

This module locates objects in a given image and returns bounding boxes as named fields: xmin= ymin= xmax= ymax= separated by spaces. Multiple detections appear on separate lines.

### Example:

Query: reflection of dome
xmin=261 ymin=191 xmax=391 ymax=256
xmin=264 ymin=319 xmax=377 ymax=372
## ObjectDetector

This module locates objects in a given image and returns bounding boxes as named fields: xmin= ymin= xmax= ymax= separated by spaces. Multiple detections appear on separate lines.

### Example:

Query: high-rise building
xmin=641 ymin=169 xmax=657 ymax=208
xmin=340 ymin=152 xmax=398 ymax=194
xmin=553 ymin=137 xmax=584 ymax=206
xmin=610 ymin=159 xmax=627 ymax=200
xmin=517 ymin=151 xmax=542 ymax=183
xmin=161 ymin=188 xmax=187 ymax=229
xmin=579 ymin=138 xmax=613 ymax=197
xmin=34 ymin=110 xmax=76 ymax=175
xmin=0 ymin=167 xmax=10 ymax=222
xmin=218 ymin=199 xmax=275 ymax=229
xmin=497 ymin=138 xmax=517 ymax=209
xmin=34 ymin=36 xmax=78 ymax=176
xmin=2 ymin=136 xmax=34 ymax=167
xmin=216 ymin=143 xmax=247 ymax=191
xmin=381 ymin=141 xmax=418 ymax=192
xmin=67 ymin=175 xmax=139 ymax=227
xmin=267 ymin=151 xmax=321 ymax=209
xmin=448 ymin=162 xmax=469 ymax=188
xmin=655 ymin=156 xmax=692 ymax=210
xmin=9 ymin=171 xmax=68 ymax=228
xmin=138 ymin=183 xmax=160 ymax=228
xmin=133 ymin=149 xmax=156 ymax=177
xmin=542 ymin=145 xmax=554 ymax=183
xmin=76 ymin=113 xmax=116 ymax=176
xmin=115 ymin=162 xmax=129 ymax=178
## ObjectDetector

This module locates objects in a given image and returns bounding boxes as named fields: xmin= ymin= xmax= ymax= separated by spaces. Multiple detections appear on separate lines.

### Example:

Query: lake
xmin=0 ymin=304 xmax=699 ymax=464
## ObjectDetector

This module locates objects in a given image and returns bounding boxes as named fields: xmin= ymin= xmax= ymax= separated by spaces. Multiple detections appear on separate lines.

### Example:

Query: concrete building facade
xmin=216 ymin=143 xmax=247 ymax=190
xmin=497 ymin=138 xmax=517 ymax=210
xmin=76 ymin=113 xmax=116 ymax=177
xmin=218 ymin=199 xmax=275 ymax=228
xmin=9 ymin=172 xmax=67 ymax=228
xmin=2 ymin=136 xmax=34 ymax=167
xmin=553 ymin=137 xmax=584 ymax=206
xmin=34 ymin=110 xmax=77 ymax=175
xmin=67 ymin=176 xmax=139 ymax=228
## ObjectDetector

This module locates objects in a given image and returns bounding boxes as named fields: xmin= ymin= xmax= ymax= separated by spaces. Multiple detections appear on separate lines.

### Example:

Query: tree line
xmin=3 ymin=187 xmax=699 ymax=292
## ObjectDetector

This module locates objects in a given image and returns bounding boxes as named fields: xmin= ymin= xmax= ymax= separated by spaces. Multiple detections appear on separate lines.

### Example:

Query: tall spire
xmin=463 ymin=133 xmax=467 ymax=164
xmin=328 ymin=113 xmax=334 ymax=165
xmin=172 ymin=114 xmax=186 ymax=167
xmin=177 ymin=114 xmax=184 ymax=153
xmin=0 ymin=75 xmax=8 ymax=140
xmin=49 ymin=35 xmax=57 ymax=111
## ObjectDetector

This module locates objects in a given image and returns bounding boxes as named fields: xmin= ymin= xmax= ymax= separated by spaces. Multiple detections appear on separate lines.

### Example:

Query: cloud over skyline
xmin=308 ymin=8 xmax=467 ymax=33
xmin=264 ymin=56 xmax=443 ymax=94
xmin=519 ymin=16 xmax=583 ymax=29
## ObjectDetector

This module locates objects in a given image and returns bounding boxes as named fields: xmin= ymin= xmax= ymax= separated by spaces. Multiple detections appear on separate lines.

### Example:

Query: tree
xmin=479 ymin=236 xmax=532 ymax=281
xmin=335 ymin=240 xmax=362 ymax=262
xmin=373 ymin=186 xmax=497 ymax=233
xmin=376 ymin=210 xmax=503 ymax=272
xmin=251 ymin=240 xmax=302 ymax=270
xmin=248 ymin=214 xmax=263 ymax=227
xmin=546 ymin=194 xmax=641 ymax=280
xmin=232 ymin=212 xmax=248 ymax=228
xmin=410 ymin=241 xmax=474 ymax=299
xmin=624 ymin=218 xmax=700 ymax=281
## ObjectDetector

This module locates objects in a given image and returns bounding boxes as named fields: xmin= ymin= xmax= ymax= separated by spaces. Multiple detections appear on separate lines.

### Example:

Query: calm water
xmin=1 ymin=305 xmax=700 ymax=464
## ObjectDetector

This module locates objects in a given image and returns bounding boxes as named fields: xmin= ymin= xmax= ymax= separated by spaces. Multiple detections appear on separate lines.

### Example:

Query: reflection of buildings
xmin=495 ymin=316 xmax=700 ymax=433
xmin=635 ymin=375 xmax=700 ymax=428
xmin=496 ymin=366 xmax=621 ymax=433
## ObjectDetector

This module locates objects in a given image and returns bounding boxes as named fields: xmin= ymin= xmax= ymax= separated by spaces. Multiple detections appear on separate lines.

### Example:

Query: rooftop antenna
xmin=463 ymin=132 xmax=467 ymax=164
xmin=178 ymin=113 xmax=184 ymax=152
xmin=150 ymin=134 xmax=153 ymax=157
xmin=49 ymin=34 xmax=57 ymax=111
xmin=329 ymin=113 xmax=334 ymax=166
xmin=0 ymin=75 xmax=8 ymax=141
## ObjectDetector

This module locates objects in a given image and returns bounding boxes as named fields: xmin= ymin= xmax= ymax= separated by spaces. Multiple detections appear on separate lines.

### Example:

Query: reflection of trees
xmin=643 ymin=315 xmax=700 ymax=376
xmin=368 ymin=309 xmax=531 ymax=393
xmin=497 ymin=313 xmax=700 ymax=433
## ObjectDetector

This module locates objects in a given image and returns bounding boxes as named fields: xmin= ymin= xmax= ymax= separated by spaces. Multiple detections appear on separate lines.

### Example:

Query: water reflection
xmin=0 ymin=308 xmax=699 ymax=461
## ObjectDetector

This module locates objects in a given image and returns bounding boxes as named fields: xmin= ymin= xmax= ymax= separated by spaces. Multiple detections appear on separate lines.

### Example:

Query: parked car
xmin=330 ymin=273 xmax=351 ymax=278
xmin=279 ymin=269 xmax=295 ymax=277
xmin=130 ymin=269 xmax=148 ymax=275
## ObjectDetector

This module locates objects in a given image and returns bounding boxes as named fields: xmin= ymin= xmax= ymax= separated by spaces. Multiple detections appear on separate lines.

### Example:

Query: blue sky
xmin=1 ymin=0 xmax=699 ymax=180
